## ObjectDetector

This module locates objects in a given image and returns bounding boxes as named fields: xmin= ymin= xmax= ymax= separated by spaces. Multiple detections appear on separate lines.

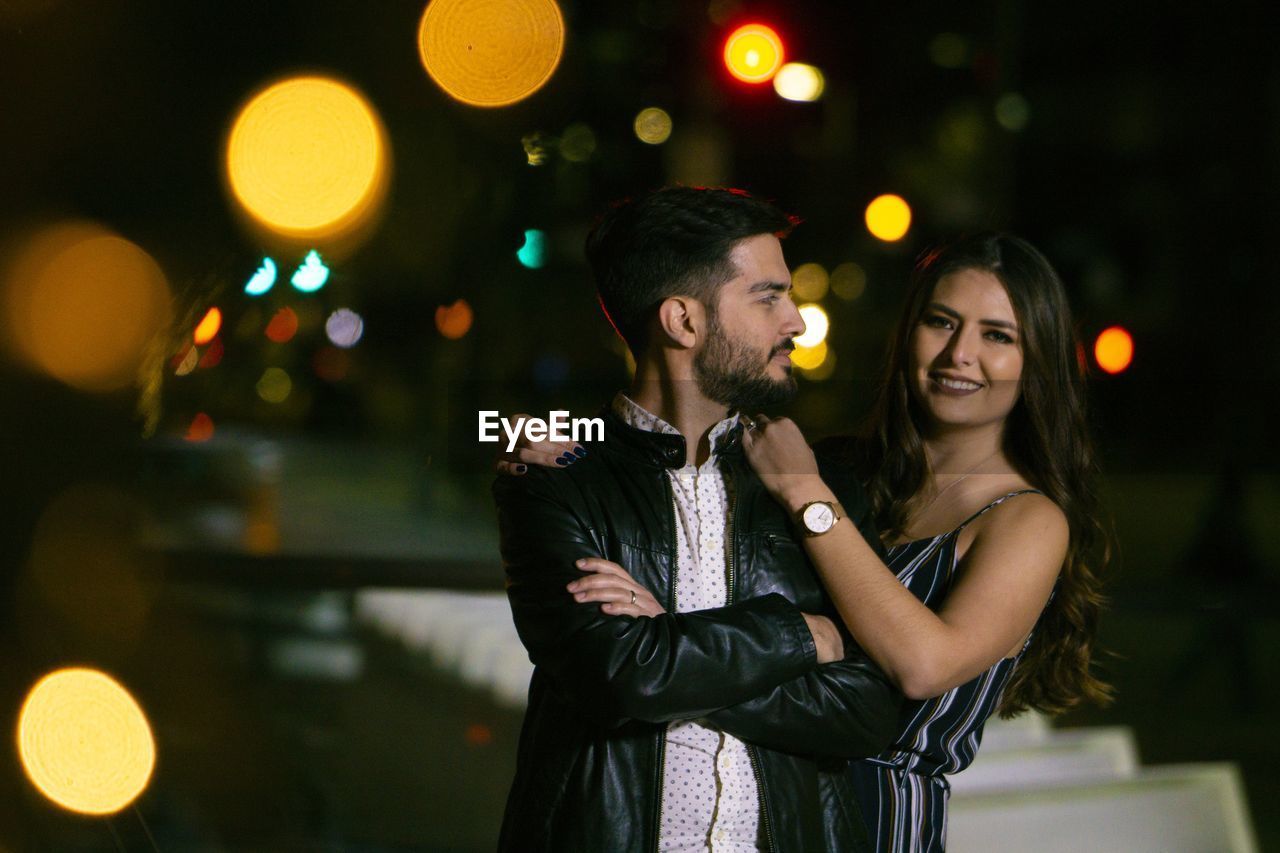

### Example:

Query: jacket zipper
xmin=728 ymin=472 xmax=776 ymax=853
xmin=652 ymin=477 xmax=680 ymax=853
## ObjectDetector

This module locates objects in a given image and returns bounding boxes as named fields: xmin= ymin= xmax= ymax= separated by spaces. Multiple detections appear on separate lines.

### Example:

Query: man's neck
xmin=628 ymin=368 xmax=729 ymax=467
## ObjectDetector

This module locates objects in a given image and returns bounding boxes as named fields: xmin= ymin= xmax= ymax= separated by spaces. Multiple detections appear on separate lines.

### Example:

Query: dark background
xmin=2 ymin=0 xmax=1277 ymax=850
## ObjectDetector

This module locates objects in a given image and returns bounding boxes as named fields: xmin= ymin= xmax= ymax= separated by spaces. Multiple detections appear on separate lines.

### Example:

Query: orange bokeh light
xmin=193 ymin=307 xmax=221 ymax=345
xmin=724 ymin=23 xmax=785 ymax=84
xmin=1 ymin=222 xmax=172 ymax=392
xmin=185 ymin=412 xmax=215 ymax=443
xmin=435 ymin=299 xmax=474 ymax=340
xmin=265 ymin=307 xmax=299 ymax=343
xmin=1094 ymin=326 xmax=1134 ymax=374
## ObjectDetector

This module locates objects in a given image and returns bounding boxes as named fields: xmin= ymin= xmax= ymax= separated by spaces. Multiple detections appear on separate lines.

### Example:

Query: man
xmin=493 ymin=186 xmax=901 ymax=852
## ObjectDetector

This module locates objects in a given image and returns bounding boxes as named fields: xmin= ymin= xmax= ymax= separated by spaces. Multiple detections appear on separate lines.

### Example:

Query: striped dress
xmin=848 ymin=489 xmax=1045 ymax=852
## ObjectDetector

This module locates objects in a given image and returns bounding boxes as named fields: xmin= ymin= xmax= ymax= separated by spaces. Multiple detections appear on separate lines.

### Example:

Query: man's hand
xmin=802 ymin=613 xmax=845 ymax=664
xmin=568 ymin=557 xmax=667 ymax=618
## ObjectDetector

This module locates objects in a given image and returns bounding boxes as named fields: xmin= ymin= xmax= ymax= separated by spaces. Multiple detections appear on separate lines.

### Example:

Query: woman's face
xmin=908 ymin=267 xmax=1025 ymax=435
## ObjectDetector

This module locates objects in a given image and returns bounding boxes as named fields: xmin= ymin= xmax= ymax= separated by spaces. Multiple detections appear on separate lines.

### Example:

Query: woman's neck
xmin=922 ymin=422 xmax=1007 ymax=478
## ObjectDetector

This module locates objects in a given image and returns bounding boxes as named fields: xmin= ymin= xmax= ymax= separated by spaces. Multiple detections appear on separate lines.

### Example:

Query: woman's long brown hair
xmin=858 ymin=232 xmax=1112 ymax=717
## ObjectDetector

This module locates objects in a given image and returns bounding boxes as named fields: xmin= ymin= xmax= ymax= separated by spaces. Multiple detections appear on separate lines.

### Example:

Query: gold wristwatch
xmin=797 ymin=500 xmax=845 ymax=537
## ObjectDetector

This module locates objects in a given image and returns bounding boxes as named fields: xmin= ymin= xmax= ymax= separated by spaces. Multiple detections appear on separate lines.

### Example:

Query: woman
xmin=502 ymin=233 xmax=1111 ymax=851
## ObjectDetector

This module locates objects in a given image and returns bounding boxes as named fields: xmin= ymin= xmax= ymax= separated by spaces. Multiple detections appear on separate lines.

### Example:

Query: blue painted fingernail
xmin=515 ymin=464 xmax=528 ymax=473
xmin=560 ymin=452 xmax=577 ymax=464
xmin=555 ymin=457 xmax=569 ymax=466
xmin=573 ymin=446 xmax=587 ymax=457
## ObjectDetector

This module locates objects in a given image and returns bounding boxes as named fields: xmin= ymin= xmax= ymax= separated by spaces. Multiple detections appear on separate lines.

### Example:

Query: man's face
xmin=693 ymin=234 xmax=806 ymax=413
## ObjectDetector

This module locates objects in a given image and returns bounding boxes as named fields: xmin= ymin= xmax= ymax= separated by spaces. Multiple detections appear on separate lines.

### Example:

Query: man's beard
xmin=693 ymin=315 xmax=797 ymax=414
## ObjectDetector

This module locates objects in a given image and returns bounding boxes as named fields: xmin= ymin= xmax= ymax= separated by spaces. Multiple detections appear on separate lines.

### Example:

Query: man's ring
xmin=742 ymin=416 xmax=759 ymax=432
xmin=630 ymin=590 xmax=637 ymax=605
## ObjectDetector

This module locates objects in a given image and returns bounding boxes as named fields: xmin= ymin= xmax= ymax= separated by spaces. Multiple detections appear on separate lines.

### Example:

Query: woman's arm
xmin=744 ymin=417 xmax=1067 ymax=700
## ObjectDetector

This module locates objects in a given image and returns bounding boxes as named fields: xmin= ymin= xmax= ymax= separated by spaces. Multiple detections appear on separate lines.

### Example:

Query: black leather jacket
xmin=493 ymin=409 xmax=902 ymax=852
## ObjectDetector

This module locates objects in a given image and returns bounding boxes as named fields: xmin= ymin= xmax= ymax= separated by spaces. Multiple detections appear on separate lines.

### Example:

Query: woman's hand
xmin=494 ymin=412 xmax=587 ymax=475
xmin=741 ymin=414 xmax=824 ymax=508
xmin=566 ymin=558 xmax=666 ymax=618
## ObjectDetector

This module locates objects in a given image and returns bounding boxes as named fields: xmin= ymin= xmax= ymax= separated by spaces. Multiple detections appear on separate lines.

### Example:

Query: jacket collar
xmin=597 ymin=401 xmax=747 ymax=469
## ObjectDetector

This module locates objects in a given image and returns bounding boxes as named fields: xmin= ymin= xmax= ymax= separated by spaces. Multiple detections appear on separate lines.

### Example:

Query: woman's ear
xmin=656 ymin=296 xmax=706 ymax=349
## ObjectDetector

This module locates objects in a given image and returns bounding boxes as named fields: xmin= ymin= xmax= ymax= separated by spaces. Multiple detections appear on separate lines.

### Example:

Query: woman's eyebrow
xmin=927 ymin=301 xmax=1018 ymax=331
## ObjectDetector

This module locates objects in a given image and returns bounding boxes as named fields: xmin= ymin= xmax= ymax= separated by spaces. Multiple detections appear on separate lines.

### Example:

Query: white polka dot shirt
xmin=612 ymin=393 xmax=762 ymax=853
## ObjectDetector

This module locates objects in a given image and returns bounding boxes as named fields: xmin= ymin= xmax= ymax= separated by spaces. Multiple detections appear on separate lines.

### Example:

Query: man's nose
xmin=781 ymin=300 xmax=805 ymax=338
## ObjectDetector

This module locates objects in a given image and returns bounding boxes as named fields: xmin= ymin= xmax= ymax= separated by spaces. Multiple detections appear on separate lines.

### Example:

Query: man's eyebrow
xmin=926 ymin=301 xmax=1018 ymax=331
xmin=748 ymin=280 xmax=791 ymax=294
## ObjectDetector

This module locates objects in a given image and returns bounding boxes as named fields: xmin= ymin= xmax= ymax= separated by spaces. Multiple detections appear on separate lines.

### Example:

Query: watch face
xmin=803 ymin=502 xmax=835 ymax=534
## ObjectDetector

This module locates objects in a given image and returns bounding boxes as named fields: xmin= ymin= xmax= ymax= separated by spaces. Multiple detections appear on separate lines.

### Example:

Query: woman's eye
xmin=923 ymin=315 xmax=952 ymax=329
xmin=985 ymin=330 xmax=1015 ymax=344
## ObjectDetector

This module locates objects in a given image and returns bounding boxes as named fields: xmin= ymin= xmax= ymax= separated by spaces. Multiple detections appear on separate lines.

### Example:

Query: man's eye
xmin=761 ymin=295 xmax=780 ymax=304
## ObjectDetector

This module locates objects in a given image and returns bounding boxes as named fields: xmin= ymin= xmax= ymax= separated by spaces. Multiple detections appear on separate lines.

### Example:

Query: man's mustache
xmin=770 ymin=340 xmax=796 ymax=358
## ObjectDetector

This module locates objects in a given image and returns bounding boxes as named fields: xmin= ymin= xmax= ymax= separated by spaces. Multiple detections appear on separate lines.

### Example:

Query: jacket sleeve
xmin=704 ymin=651 xmax=902 ymax=758
xmin=494 ymin=471 xmax=818 ymax=726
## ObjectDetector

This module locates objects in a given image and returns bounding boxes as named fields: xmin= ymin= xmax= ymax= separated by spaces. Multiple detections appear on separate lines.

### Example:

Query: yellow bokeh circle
xmin=724 ymin=23 xmax=784 ymax=84
xmin=417 ymin=0 xmax=566 ymax=107
xmin=1 ymin=222 xmax=171 ymax=393
xmin=865 ymin=194 xmax=912 ymax=242
xmin=226 ymin=76 xmax=389 ymax=239
xmin=17 ymin=668 xmax=156 ymax=816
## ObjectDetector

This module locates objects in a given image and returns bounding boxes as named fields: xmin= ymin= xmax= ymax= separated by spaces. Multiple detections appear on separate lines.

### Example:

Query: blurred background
xmin=1 ymin=0 xmax=1275 ymax=850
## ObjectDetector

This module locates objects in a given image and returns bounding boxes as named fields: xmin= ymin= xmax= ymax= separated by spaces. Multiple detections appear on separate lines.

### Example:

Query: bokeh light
xmin=1095 ymin=326 xmax=1134 ymax=374
xmin=794 ymin=304 xmax=829 ymax=348
xmin=173 ymin=344 xmax=198 ymax=376
xmin=798 ymin=344 xmax=836 ymax=380
xmin=560 ymin=123 xmax=596 ymax=162
xmin=244 ymin=257 xmax=277 ymax=296
xmin=256 ymin=367 xmax=293 ymax=403
xmin=0 ymin=222 xmax=172 ymax=393
xmin=634 ymin=107 xmax=673 ymax=145
xmin=435 ymin=299 xmax=474 ymax=339
xmin=723 ymin=23 xmax=784 ymax=84
xmin=929 ymin=32 xmax=969 ymax=69
xmin=791 ymin=263 xmax=829 ymax=301
xmin=773 ymin=63 xmax=824 ymax=102
xmin=995 ymin=92 xmax=1031 ymax=131
xmin=790 ymin=340 xmax=828 ymax=371
xmin=291 ymin=250 xmax=330 ymax=293
xmin=516 ymin=229 xmax=547 ymax=269
xmin=325 ymin=308 xmax=364 ymax=348
xmin=417 ymin=0 xmax=566 ymax=108
xmin=865 ymin=194 xmax=912 ymax=242
xmin=17 ymin=668 xmax=156 ymax=816
xmin=314 ymin=345 xmax=351 ymax=381
xmin=830 ymin=262 xmax=867 ymax=301
xmin=225 ymin=76 xmax=389 ymax=241
xmin=194 ymin=307 xmax=222 ymax=345
xmin=25 ymin=485 xmax=161 ymax=653
xmin=186 ymin=412 xmax=215 ymax=442
xmin=265 ymin=307 xmax=299 ymax=343
xmin=198 ymin=337 xmax=224 ymax=369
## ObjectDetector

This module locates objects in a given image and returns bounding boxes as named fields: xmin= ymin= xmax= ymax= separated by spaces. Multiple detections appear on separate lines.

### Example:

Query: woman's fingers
xmin=494 ymin=440 xmax=587 ymax=475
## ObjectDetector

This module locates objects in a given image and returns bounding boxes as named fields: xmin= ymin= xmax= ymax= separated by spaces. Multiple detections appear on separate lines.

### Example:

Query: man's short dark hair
xmin=584 ymin=185 xmax=797 ymax=353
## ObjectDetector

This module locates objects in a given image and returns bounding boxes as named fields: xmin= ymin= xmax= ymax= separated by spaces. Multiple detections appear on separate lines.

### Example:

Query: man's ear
xmin=655 ymin=296 xmax=707 ymax=349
